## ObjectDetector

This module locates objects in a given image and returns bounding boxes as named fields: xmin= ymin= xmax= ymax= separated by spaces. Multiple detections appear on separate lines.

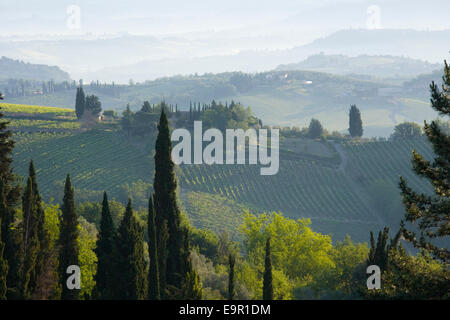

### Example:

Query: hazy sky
xmin=1 ymin=0 xmax=449 ymax=44
xmin=1 ymin=0 xmax=448 ymax=81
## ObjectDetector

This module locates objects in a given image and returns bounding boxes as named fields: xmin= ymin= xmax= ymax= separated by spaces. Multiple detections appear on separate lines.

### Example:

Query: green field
xmin=0 ymin=102 xmax=74 ymax=116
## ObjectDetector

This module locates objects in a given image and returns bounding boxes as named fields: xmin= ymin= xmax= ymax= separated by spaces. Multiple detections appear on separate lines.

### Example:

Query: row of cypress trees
xmin=75 ymin=87 xmax=102 ymax=119
xmin=0 ymin=103 xmax=203 ymax=299
xmin=93 ymin=108 xmax=202 ymax=300
xmin=0 ymin=95 xmax=273 ymax=300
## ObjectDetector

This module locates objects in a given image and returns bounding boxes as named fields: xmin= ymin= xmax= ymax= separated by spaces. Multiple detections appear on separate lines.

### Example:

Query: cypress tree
xmin=367 ymin=227 xmax=401 ymax=272
xmin=348 ymin=104 xmax=363 ymax=137
xmin=75 ymin=87 xmax=85 ymax=119
xmin=20 ymin=176 xmax=39 ymax=299
xmin=228 ymin=253 xmax=235 ymax=300
xmin=114 ymin=199 xmax=147 ymax=300
xmin=399 ymin=60 xmax=450 ymax=264
xmin=94 ymin=192 xmax=116 ymax=299
xmin=263 ymin=237 xmax=273 ymax=300
xmin=153 ymin=107 xmax=185 ymax=295
xmin=148 ymin=194 xmax=160 ymax=300
xmin=58 ymin=174 xmax=80 ymax=300
xmin=28 ymin=160 xmax=50 ymax=298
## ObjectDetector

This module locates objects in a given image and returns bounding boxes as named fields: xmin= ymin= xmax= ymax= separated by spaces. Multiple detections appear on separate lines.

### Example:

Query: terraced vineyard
xmin=342 ymin=138 xmax=434 ymax=193
xmin=12 ymin=129 xmax=155 ymax=205
xmin=179 ymin=160 xmax=376 ymax=222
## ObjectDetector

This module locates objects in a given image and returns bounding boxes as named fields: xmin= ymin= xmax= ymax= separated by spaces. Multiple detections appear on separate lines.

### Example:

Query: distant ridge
xmin=0 ymin=56 xmax=71 ymax=82
xmin=284 ymin=29 xmax=450 ymax=64
xmin=276 ymin=53 xmax=442 ymax=78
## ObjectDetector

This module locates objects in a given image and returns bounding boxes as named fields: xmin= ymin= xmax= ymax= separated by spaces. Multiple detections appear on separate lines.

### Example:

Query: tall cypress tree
xmin=263 ymin=237 xmax=273 ymax=300
xmin=148 ymin=194 xmax=160 ymax=300
xmin=228 ymin=253 xmax=235 ymax=300
xmin=28 ymin=160 xmax=50 ymax=298
xmin=348 ymin=104 xmax=363 ymax=137
xmin=75 ymin=87 xmax=85 ymax=119
xmin=399 ymin=60 xmax=450 ymax=264
xmin=153 ymin=107 xmax=185 ymax=295
xmin=58 ymin=174 xmax=80 ymax=300
xmin=114 ymin=199 xmax=147 ymax=300
xmin=20 ymin=176 xmax=39 ymax=299
xmin=94 ymin=192 xmax=116 ymax=299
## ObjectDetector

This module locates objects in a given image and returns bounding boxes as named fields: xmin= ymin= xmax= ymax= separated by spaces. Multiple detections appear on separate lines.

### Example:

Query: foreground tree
xmin=148 ymin=194 xmax=160 ymax=300
xmin=348 ymin=105 xmax=363 ymax=137
xmin=153 ymin=107 xmax=185 ymax=296
xmin=114 ymin=199 xmax=147 ymax=300
xmin=263 ymin=237 xmax=273 ymax=300
xmin=28 ymin=161 xmax=50 ymax=299
xmin=58 ymin=174 xmax=80 ymax=300
xmin=20 ymin=176 xmax=39 ymax=299
xmin=399 ymin=60 xmax=450 ymax=264
xmin=94 ymin=192 xmax=116 ymax=299
xmin=372 ymin=247 xmax=450 ymax=299
xmin=361 ymin=229 xmax=449 ymax=300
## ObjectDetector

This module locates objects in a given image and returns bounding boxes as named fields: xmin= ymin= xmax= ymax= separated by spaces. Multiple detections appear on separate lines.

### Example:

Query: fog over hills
xmin=2 ymin=28 xmax=446 ymax=83
xmin=1 ymin=0 xmax=449 ymax=82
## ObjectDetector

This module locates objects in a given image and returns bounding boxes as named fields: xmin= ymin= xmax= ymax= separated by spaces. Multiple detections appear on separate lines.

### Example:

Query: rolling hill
xmin=276 ymin=53 xmax=441 ymax=80
xmin=2 ymin=102 xmax=439 ymax=243
xmin=5 ymin=68 xmax=441 ymax=138
xmin=0 ymin=56 xmax=71 ymax=82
